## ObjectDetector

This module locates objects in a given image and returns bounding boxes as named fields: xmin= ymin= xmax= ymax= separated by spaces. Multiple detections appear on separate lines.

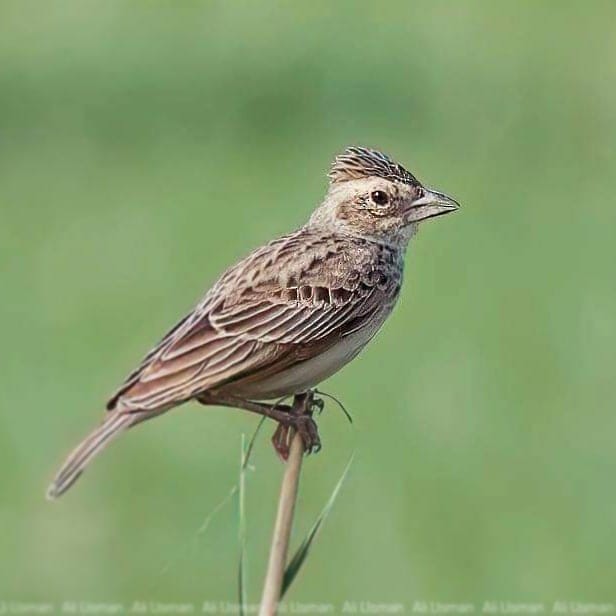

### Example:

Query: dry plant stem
xmin=259 ymin=399 xmax=307 ymax=616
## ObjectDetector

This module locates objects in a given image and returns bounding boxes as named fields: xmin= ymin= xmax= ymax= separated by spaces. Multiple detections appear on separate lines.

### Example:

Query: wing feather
xmin=141 ymin=336 xmax=238 ymax=381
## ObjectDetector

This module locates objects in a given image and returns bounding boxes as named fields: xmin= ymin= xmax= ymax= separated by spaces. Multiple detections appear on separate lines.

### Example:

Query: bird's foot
xmin=271 ymin=391 xmax=322 ymax=461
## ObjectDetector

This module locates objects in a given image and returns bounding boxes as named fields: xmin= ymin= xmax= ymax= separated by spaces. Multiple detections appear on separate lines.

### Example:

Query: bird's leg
xmin=197 ymin=391 xmax=321 ymax=460
xmin=197 ymin=391 xmax=292 ymax=418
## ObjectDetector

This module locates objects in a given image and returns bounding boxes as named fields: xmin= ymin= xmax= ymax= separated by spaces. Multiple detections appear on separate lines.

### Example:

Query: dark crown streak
xmin=328 ymin=146 xmax=419 ymax=186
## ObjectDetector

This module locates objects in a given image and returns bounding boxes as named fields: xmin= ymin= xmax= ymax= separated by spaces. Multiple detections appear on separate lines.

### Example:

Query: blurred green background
xmin=2 ymin=0 xmax=616 ymax=608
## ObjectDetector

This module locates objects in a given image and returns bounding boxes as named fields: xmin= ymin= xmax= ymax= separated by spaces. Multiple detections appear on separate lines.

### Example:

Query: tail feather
xmin=47 ymin=412 xmax=142 ymax=500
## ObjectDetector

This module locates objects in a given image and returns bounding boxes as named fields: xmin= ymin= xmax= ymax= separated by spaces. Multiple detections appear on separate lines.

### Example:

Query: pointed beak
xmin=405 ymin=187 xmax=460 ymax=224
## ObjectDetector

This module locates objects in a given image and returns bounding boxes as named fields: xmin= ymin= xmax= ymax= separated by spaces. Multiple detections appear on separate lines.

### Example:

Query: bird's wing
xmin=108 ymin=231 xmax=400 ymax=412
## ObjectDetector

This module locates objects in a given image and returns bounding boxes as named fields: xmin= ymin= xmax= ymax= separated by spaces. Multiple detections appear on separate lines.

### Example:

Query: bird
xmin=47 ymin=146 xmax=459 ymax=500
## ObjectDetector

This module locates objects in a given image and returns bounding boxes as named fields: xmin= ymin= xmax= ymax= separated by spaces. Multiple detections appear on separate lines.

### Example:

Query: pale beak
xmin=405 ymin=187 xmax=460 ymax=224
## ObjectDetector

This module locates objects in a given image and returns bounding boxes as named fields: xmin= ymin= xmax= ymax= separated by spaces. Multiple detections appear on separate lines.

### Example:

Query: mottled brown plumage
xmin=108 ymin=232 xmax=402 ymax=411
xmin=48 ymin=146 xmax=459 ymax=499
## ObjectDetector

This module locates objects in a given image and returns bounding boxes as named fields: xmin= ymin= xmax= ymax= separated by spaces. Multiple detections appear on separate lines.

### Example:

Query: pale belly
xmin=229 ymin=315 xmax=386 ymax=400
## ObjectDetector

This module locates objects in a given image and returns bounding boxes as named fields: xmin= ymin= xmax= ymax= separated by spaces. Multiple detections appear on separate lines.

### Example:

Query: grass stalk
xmin=258 ymin=413 xmax=305 ymax=615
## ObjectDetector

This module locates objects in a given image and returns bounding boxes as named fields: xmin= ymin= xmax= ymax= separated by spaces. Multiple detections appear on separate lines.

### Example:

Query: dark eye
xmin=370 ymin=190 xmax=389 ymax=206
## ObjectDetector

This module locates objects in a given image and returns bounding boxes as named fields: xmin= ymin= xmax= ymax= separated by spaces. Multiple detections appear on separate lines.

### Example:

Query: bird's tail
xmin=46 ymin=412 xmax=145 ymax=500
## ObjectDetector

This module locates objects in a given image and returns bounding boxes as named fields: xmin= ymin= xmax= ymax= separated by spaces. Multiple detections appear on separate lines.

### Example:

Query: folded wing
xmin=108 ymin=232 xmax=399 ymax=412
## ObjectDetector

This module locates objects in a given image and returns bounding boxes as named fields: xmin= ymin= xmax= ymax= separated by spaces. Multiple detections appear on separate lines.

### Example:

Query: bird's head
xmin=309 ymin=146 xmax=459 ymax=245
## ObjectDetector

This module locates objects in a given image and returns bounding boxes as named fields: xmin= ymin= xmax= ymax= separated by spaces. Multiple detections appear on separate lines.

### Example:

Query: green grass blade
xmin=243 ymin=416 xmax=266 ymax=470
xmin=237 ymin=417 xmax=266 ymax=615
xmin=238 ymin=434 xmax=247 ymax=616
xmin=281 ymin=452 xmax=354 ymax=597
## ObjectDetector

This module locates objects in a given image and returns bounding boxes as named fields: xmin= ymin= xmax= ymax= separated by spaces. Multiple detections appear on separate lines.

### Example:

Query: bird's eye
xmin=370 ymin=190 xmax=389 ymax=206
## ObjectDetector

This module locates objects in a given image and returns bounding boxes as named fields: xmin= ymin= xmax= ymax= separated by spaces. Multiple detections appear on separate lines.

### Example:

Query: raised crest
xmin=328 ymin=146 xmax=418 ymax=186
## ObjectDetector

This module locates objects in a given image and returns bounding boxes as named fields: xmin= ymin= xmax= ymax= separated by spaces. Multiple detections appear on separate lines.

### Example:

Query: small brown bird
xmin=47 ymin=146 xmax=459 ymax=499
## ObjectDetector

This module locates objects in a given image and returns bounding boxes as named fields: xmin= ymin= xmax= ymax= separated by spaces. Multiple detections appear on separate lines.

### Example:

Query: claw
xmin=311 ymin=397 xmax=325 ymax=415
xmin=269 ymin=391 xmax=323 ymax=461
xmin=271 ymin=413 xmax=321 ymax=461
xmin=295 ymin=414 xmax=321 ymax=455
